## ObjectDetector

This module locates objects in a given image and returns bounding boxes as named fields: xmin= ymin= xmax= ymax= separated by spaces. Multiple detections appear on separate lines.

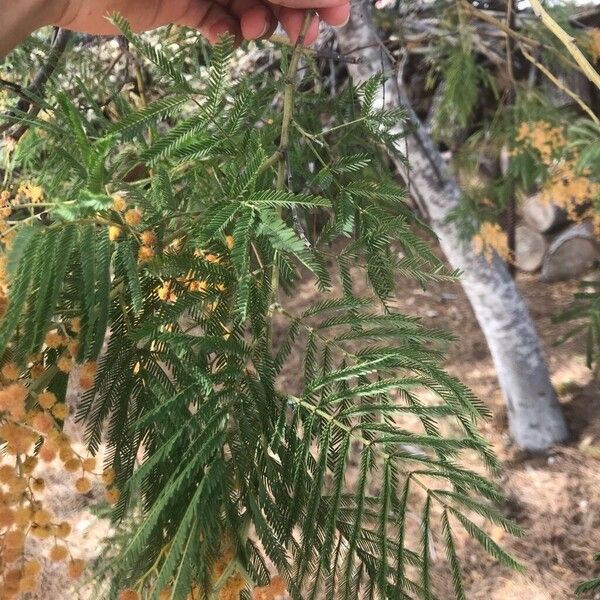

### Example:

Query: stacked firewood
xmin=514 ymin=194 xmax=598 ymax=281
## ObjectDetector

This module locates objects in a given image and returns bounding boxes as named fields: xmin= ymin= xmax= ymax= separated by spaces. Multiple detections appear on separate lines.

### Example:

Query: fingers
xmin=175 ymin=0 xmax=240 ymax=44
xmin=175 ymin=0 xmax=350 ymax=45
xmin=268 ymin=0 xmax=348 ymax=8
xmin=239 ymin=5 xmax=275 ymax=39
xmin=269 ymin=4 xmax=320 ymax=44
xmin=317 ymin=3 xmax=349 ymax=26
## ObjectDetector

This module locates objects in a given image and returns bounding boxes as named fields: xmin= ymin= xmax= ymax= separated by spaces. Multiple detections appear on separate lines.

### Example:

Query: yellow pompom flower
xmin=37 ymin=390 xmax=57 ymax=409
xmin=113 ymin=195 xmax=128 ymax=212
xmin=50 ymin=544 xmax=69 ymax=561
xmin=109 ymin=225 xmax=122 ymax=241
xmin=75 ymin=477 xmax=92 ymax=494
xmin=124 ymin=208 xmax=143 ymax=227
xmin=51 ymin=403 xmax=69 ymax=420
xmin=68 ymin=558 xmax=85 ymax=579
xmin=102 ymin=467 xmax=116 ymax=486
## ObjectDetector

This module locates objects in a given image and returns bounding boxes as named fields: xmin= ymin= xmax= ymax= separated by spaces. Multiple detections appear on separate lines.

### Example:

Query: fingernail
xmin=209 ymin=20 xmax=233 ymax=42
xmin=258 ymin=20 xmax=270 ymax=38
xmin=340 ymin=8 xmax=350 ymax=26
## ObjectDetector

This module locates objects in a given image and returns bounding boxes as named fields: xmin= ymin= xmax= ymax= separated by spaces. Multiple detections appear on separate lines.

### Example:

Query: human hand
xmin=47 ymin=0 xmax=350 ymax=45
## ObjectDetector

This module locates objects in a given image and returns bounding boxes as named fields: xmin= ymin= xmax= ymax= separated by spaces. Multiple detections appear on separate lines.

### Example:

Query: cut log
xmin=521 ymin=193 xmax=568 ymax=233
xmin=541 ymin=222 xmax=599 ymax=282
xmin=514 ymin=224 xmax=547 ymax=272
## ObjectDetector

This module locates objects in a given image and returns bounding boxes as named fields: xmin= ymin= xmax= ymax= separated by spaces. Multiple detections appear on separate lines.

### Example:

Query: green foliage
xmin=0 ymin=25 xmax=521 ymax=600
xmin=576 ymin=553 xmax=600 ymax=594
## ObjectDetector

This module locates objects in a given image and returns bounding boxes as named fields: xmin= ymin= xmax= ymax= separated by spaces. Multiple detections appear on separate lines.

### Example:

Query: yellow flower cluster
xmin=252 ymin=576 xmax=287 ymax=600
xmin=472 ymin=222 xmax=512 ymax=264
xmin=0 ymin=324 xmax=121 ymax=597
xmin=515 ymin=119 xmax=600 ymax=237
xmin=0 ymin=182 xmax=46 ymax=253
xmin=515 ymin=120 xmax=566 ymax=165
xmin=540 ymin=159 xmax=600 ymax=222
xmin=109 ymin=195 xmax=161 ymax=264
xmin=0 ymin=383 xmax=85 ymax=597
xmin=15 ymin=183 xmax=44 ymax=205
xmin=156 ymin=246 xmax=229 ymax=304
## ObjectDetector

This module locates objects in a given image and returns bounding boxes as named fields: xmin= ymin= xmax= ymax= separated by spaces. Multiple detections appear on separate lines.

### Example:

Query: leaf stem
xmin=269 ymin=11 xmax=314 ymax=317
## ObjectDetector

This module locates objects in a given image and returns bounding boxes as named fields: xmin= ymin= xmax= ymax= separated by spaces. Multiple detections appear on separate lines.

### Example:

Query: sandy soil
xmin=273 ymin=241 xmax=600 ymax=600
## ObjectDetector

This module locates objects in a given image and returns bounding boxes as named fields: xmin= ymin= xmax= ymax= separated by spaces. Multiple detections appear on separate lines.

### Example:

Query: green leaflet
xmin=0 ymin=24 xmax=525 ymax=600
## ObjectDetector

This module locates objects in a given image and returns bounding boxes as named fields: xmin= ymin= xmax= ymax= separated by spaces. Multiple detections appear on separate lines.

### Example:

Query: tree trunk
xmin=335 ymin=1 xmax=568 ymax=451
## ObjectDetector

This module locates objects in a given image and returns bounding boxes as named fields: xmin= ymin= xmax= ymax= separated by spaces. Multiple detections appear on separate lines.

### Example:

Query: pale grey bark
xmin=334 ymin=1 xmax=568 ymax=450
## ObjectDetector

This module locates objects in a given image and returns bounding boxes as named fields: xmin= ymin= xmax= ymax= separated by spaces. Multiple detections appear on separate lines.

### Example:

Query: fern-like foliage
xmin=0 ymin=27 xmax=521 ymax=600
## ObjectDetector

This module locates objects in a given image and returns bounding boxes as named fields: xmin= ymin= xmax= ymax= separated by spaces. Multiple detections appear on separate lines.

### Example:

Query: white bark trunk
xmin=334 ymin=2 xmax=568 ymax=450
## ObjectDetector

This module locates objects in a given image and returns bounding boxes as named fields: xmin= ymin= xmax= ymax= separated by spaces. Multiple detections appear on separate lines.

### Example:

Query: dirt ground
xmin=273 ymin=241 xmax=600 ymax=600
xmin=34 ymin=241 xmax=600 ymax=600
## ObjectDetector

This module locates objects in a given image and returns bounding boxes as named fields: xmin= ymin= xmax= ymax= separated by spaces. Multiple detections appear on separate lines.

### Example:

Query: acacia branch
xmin=520 ymin=44 xmax=599 ymax=124
xmin=529 ymin=0 xmax=600 ymax=90
xmin=276 ymin=11 xmax=314 ymax=191
xmin=0 ymin=28 xmax=72 ymax=141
